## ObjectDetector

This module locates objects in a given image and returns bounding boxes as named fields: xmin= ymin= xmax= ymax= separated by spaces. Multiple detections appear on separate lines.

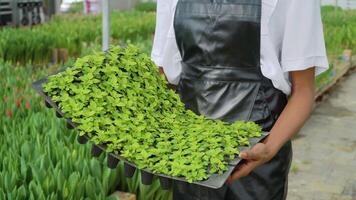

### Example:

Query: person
xmin=151 ymin=0 xmax=329 ymax=199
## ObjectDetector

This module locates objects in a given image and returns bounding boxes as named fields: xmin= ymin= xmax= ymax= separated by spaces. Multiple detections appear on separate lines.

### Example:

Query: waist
xmin=180 ymin=62 xmax=272 ymax=85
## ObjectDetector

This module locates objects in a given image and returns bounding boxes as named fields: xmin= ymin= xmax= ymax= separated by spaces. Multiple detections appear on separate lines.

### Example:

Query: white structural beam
xmin=102 ymin=0 xmax=110 ymax=51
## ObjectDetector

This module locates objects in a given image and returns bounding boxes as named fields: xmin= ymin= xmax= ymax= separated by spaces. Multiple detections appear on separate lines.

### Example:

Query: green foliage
xmin=114 ymin=163 xmax=172 ymax=200
xmin=0 ymin=6 xmax=354 ymax=66
xmin=0 ymin=61 xmax=170 ymax=200
xmin=315 ymin=7 xmax=356 ymax=92
xmin=322 ymin=7 xmax=356 ymax=56
xmin=321 ymin=5 xmax=343 ymax=13
xmin=0 ymin=11 xmax=155 ymax=64
xmin=135 ymin=2 xmax=157 ymax=12
xmin=67 ymin=2 xmax=84 ymax=14
xmin=0 ymin=62 xmax=118 ymax=199
xmin=43 ymin=45 xmax=262 ymax=183
xmin=316 ymin=63 xmax=335 ymax=90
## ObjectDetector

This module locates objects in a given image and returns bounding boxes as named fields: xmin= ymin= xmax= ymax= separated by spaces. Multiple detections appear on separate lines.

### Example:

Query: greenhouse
xmin=1 ymin=0 xmax=355 ymax=199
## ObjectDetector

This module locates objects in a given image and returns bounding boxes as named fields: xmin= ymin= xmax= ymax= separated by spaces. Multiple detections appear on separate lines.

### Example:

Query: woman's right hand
xmin=159 ymin=67 xmax=177 ymax=91
xmin=159 ymin=67 xmax=167 ymax=80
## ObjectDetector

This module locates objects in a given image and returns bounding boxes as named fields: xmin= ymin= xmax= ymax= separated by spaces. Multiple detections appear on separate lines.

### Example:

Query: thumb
xmin=240 ymin=146 xmax=262 ymax=160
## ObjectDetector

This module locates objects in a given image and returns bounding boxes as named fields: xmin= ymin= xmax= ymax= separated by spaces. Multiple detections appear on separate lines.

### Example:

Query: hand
xmin=158 ymin=67 xmax=168 ymax=80
xmin=159 ymin=67 xmax=177 ymax=91
xmin=227 ymin=142 xmax=277 ymax=184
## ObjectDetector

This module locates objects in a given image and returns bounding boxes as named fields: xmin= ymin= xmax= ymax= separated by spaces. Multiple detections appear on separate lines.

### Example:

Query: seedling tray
xmin=33 ymin=73 xmax=269 ymax=190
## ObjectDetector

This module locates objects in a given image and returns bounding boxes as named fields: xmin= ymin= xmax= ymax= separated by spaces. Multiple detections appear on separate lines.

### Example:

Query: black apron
xmin=173 ymin=0 xmax=293 ymax=199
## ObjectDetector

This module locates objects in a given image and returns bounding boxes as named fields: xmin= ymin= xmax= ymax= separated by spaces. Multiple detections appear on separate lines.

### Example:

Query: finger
xmin=240 ymin=144 xmax=264 ymax=160
xmin=227 ymin=175 xmax=233 ymax=183
xmin=228 ymin=161 xmax=258 ymax=183
xmin=227 ymin=162 xmax=247 ymax=183
xmin=240 ymin=149 xmax=259 ymax=160
xmin=228 ymin=166 xmax=250 ymax=183
xmin=232 ymin=159 xmax=246 ymax=172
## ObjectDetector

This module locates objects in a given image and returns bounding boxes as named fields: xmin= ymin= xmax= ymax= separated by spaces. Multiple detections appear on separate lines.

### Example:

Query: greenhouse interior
xmin=1 ymin=0 xmax=356 ymax=199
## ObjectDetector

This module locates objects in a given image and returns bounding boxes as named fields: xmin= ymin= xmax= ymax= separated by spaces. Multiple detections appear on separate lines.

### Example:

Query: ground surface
xmin=288 ymin=71 xmax=356 ymax=200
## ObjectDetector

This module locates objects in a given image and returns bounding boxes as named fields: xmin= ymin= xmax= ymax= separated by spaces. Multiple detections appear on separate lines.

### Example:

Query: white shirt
xmin=151 ymin=0 xmax=329 ymax=95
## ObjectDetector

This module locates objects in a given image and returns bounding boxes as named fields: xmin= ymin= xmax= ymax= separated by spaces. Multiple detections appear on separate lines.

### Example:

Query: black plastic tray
xmin=32 ymin=74 xmax=269 ymax=190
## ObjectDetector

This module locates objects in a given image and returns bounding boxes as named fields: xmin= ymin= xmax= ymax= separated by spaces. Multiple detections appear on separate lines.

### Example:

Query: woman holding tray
xmin=152 ymin=0 xmax=329 ymax=199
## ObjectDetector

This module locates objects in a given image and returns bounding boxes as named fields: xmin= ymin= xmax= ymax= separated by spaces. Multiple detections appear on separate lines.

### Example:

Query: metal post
xmin=11 ymin=0 xmax=18 ymax=26
xmin=83 ymin=0 xmax=87 ymax=14
xmin=102 ymin=0 xmax=110 ymax=52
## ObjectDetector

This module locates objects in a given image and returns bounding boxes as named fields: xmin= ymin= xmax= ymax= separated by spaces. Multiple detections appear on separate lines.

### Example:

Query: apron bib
xmin=173 ymin=0 xmax=293 ymax=199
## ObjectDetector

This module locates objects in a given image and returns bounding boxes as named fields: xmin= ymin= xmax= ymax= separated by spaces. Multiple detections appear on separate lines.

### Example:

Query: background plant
xmin=0 ymin=6 xmax=354 ymax=65
xmin=135 ymin=2 xmax=157 ymax=12
xmin=316 ymin=7 xmax=356 ymax=91
xmin=322 ymin=6 xmax=356 ymax=56
xmin=0 ymin=11 xmax=155 ymax=65
xmin=0 ymin=60 xmax=171 ymax=200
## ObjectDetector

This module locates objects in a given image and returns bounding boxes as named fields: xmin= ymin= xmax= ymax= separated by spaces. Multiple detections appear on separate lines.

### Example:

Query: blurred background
xmin=0 ymin=0 xmax=355 ymax=200
xmin=322 ymin=0 xmax=356 ymax=9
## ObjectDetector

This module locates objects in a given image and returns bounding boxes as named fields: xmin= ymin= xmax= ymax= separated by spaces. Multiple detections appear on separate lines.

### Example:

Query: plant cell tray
xmin=33 ymin=73 xmax=269 ymax=190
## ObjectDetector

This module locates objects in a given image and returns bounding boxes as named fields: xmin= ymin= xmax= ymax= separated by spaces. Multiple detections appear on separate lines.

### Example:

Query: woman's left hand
xmin=227 ymin=142 xmax=277 ymax=183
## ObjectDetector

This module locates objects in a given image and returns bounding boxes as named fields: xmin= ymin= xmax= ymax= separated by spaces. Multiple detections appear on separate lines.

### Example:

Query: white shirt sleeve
xmin=151 ymin=0 xmax=174 ymax=66
xmin=151 ymin=0 xmax=182 ymax=85
xmin=280 ymin=0 xmax=329 ymax=75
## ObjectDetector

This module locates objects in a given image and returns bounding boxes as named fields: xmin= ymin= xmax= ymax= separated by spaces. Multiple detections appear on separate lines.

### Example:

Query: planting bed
xmin=32 ymin=46 xmax=269 ymax=189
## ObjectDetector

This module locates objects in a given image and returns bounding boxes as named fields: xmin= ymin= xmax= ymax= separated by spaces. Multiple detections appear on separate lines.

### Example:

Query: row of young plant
xmin=316 ymin=7 xmax=356 ymax=91
xmin=322 ymin=6 xmax=356 ymax=56
xmin=66 ymin=1 xmax=157 ymax=14
xmin=0 ymin=6 xmax=354 ymax=66
xmin=0 ymin=11 xmax=155 ymax=64
xmin=134 ymin=2 xmax=157 ymax=12
xmin=0 ymin=61 xmax=171 ymax=200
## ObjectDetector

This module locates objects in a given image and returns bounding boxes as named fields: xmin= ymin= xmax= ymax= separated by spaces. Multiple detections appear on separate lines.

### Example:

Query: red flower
xmin=16 ymin=98 xmax=22 ymax=108
xmin=25 ymin=101 xmax=31 ymax=109
xmin=6 ymin=108 xmax=13 ymax=118
xmin=3 ymin=96 xmax=7 ymax=103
